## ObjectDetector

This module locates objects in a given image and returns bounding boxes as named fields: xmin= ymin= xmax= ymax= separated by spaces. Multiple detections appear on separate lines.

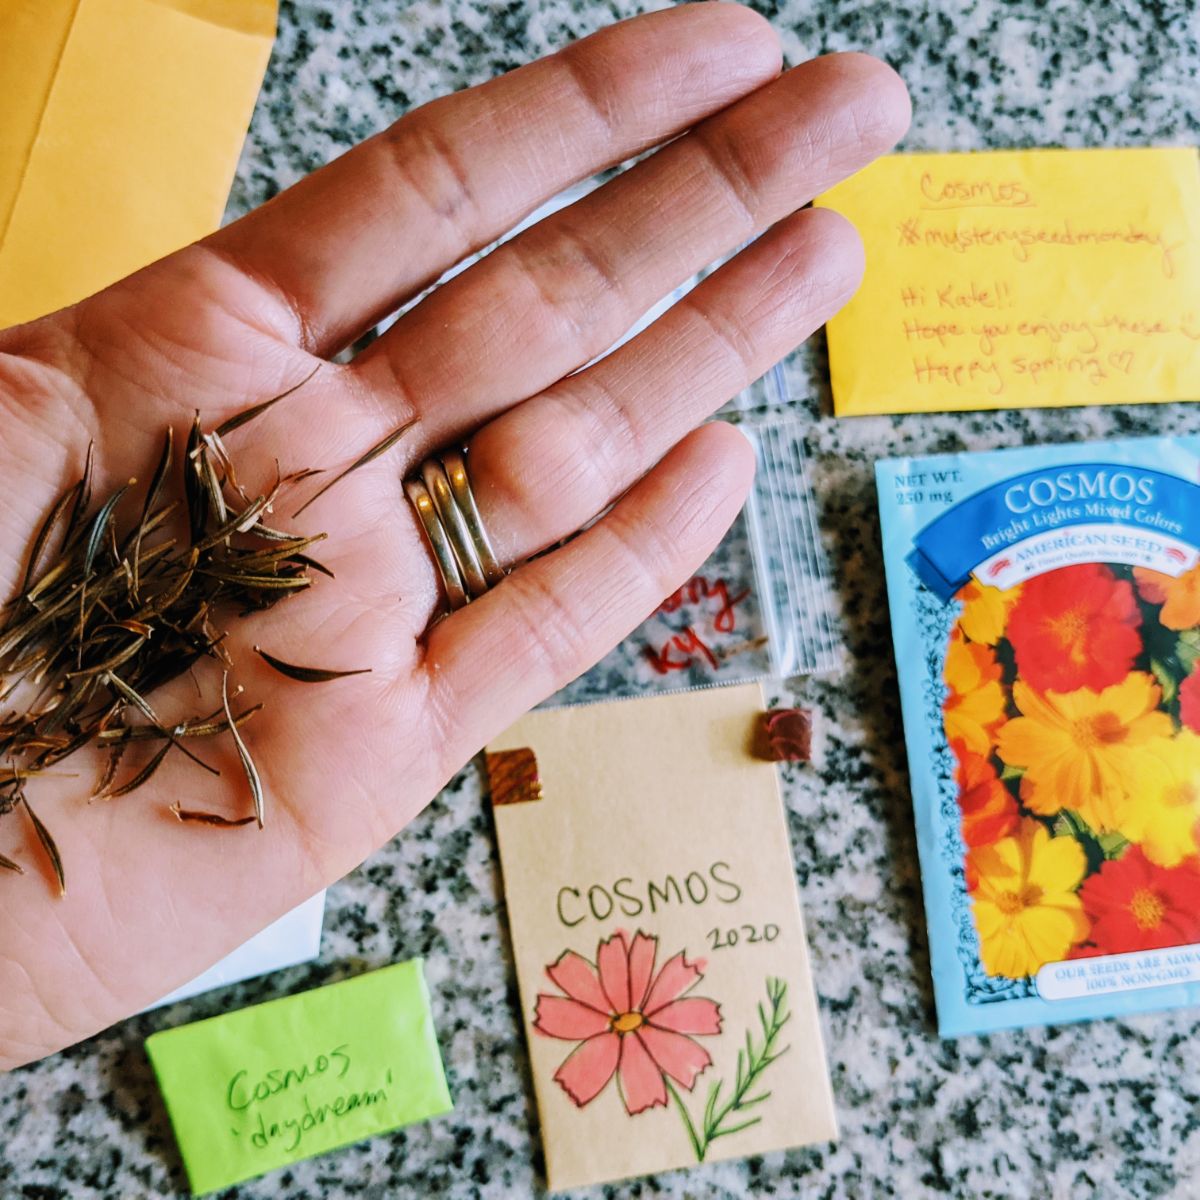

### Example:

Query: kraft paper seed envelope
xmin=0 ymin=0 xmax=277 ymax=328
xmin=488 ymin=684 xmax=836 ymax=1191
xmin=815 ymin=147 xmax=1200 ymax=416
xmin=145 ymin=960 xmax=453 ymax=1194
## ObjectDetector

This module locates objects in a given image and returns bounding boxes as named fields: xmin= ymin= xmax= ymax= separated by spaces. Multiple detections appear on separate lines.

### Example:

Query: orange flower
xmin=1134 ymin=564 xmax=1200 ymax=631
xmin=943 ymin=633 xmax=1007 ymax=756
xmin=1006 ymin=564 xmax=1142 ymax=693
xmin=996 ymin=673 xmax=1174 ymax=832
xmin=1182 ymin=664 xmax=1200 ymax=736
xmin=954 ymin=742 xmax=1019 ymax=850
xmin=956 ymin=580 xmax=1021 ymax=646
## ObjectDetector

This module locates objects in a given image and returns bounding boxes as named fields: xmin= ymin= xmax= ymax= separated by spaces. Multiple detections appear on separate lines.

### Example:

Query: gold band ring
xmin=442 ymin=449 xmax=504 ymax=586
xmin=405 ymin=448 xmax=505 ymax=611
xmin=422 ymin=459 xmax=489 ymax=597
xmin=404 ymin=476 xmax=469 ymax=610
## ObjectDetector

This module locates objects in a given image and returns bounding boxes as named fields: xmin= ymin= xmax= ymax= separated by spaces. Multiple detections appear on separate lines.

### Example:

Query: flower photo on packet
xmin=948 ymin=561 xmax=1200 ymax=978
xmin=878 ymin=435 xmax=1200 ymax=1036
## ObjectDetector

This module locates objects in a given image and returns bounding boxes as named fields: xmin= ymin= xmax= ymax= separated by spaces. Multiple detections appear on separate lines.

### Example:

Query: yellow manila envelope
xmin=815 ymin=147 xmax=1200 ymax=416
xmin=487 ymin=683 xmax=836 ymax=1192
xmin=0 ymin=0 xmax=276 ymax=328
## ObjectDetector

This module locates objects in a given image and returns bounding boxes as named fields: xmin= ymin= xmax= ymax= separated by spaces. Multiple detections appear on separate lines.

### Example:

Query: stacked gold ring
xmin=404 ymin=448 xmax=505 ymax=610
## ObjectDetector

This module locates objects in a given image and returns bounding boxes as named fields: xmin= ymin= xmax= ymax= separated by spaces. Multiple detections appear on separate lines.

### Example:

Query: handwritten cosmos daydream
xmin=816 ymin=147 xmax=1200 ymax=415
xmin=224 ymin=1044 xmax=394 ymax=1154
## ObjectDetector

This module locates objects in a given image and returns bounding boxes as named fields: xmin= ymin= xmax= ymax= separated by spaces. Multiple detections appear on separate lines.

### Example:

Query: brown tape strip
xmin=759 ymin=708 xmax=813 ymax=763
xmin=486 ymin=747 xmax=544 ymax=805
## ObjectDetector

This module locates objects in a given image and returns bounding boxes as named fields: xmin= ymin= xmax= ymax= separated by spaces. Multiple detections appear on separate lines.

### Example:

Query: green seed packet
xmin=145 ymin=959 xmax=453 ymax=1193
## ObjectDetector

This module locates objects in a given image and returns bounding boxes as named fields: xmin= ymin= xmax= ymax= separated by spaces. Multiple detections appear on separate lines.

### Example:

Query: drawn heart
xmin=1108 ymin=350 xmax=1135 ymax=374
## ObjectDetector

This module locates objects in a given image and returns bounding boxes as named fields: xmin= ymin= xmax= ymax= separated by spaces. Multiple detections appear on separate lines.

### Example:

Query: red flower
xmin=1006 ymin=564 xmax=1142 ymax=693
xmin=1182 ymin=665 xmax=1200 ymax=735
xmin=954 ymin=741 xmax=1019 ymax=850
xmin=1078 ymin=847 xmax=1200 ymax=954
xmin=533 ymin=931 xmax=721 ymax=1114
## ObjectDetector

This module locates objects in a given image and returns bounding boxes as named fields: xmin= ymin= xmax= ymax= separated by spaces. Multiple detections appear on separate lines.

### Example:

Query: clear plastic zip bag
xmin=546 ymin=364 xmax=841 ymax=707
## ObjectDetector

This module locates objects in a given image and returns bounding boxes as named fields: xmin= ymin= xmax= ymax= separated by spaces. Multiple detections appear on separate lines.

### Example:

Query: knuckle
xmin=678 ymin=295 xmax=758 ymax=381
xmin=553 ymin=376 xmax=643 ymax=500
xmin=380 ymin=109 xmax=481 ymax=246
xmin=690 ymin=128 xmax=759 ymax=234
xmin=554 ymin=43 xmax=621 ymax=139
xmin=503 ymin=566 xmax=596 ymax=687
xmin=504 ymin=220 xmax=628 ymax=346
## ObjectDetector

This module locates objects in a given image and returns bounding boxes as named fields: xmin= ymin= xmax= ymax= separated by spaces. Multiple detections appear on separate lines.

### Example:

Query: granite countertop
xmin=4 ymin=1 xmax=1200 ymax=1197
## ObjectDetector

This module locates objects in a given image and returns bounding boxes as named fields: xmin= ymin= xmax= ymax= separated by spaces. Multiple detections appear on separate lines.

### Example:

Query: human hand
xmin=0 ymin=3 xmax=908 ymax=1068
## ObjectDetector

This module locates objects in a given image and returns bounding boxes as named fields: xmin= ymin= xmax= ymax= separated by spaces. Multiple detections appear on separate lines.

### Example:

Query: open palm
xmin=0 ymin=5 xmax=908 ymax=1069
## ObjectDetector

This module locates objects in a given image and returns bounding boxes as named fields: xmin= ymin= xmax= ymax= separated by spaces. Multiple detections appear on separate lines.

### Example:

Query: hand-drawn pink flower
xmin=533 ymin=930 xmax=722 ymax=1115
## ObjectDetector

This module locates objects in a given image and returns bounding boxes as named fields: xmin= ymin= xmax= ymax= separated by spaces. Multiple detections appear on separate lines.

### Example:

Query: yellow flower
xmin=968 ymin=820 xmax=1089 ymax=978
xmin=997 ymin=673 xmax=1174 ymax=832
xmin=1117 ymin=731 xmax=1200 ymax=867
xmin=957 ymin=579 xmax=1021 ymax=645
xmin=943 ymin=634 xmax=1007 ymax=756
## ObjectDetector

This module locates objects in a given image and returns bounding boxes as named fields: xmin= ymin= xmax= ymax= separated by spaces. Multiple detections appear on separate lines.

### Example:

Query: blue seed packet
xmin=877 ymin=435 xmax=1200 ymax=1036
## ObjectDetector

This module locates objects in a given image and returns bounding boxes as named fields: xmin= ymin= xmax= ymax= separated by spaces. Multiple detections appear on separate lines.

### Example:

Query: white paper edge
xmin=141 ymin=891 xmax=326 ymax=1012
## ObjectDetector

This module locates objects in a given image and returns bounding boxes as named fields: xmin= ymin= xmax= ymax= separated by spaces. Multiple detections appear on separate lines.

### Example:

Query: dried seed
xmin=105 ymin=672 xmax=219 ymax=777
xmin=21 ymin=478 xmax=83 ymax=594
xmin=93 ymin=732 xmax=132 ymax=797
xmin=130 ymin=428 xmax=173 ymax=599
xmin=170 ymin=803 xmax=255 ymax=827
xmin=23 ymin=795 xmax=65 ymax=896
xmin=104 ymin=740 xmax=173 ymax=798
xmin=254 ymin=646 xmax=371 ymax=683
xmin=292 ymin=419 xmax=417 ymax=517
xmin=214 ymin=363 xmax=322 ymax=438
xmin=222 ymin=671 xmax=264 ymax=829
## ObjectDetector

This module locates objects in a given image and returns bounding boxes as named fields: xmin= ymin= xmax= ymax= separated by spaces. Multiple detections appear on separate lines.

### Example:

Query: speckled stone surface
xmin=4 ymin=2 xmax=1200 ymax=1198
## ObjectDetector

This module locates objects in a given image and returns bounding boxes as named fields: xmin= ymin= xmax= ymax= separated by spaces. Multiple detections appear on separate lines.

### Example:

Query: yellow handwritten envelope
xmin=487 ymin=684 xmax=836 ymax=1191
xmin=815 ymin=147 xmax=1200 ymax=415
xmin=0 ymin=0 xmax=276 ymax=328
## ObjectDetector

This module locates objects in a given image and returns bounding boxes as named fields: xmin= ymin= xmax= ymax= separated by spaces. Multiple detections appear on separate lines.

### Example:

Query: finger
xmin=355 ymin=51 xmax=909 ymax=454
xmin=420 ymin=423 xmax=754 ymax=765
xmin=278 ymin=205 xmax=856 ymax=643
xmin=466 ymin=204 xmax=860 ymax=564
xmin=204 ymin=4 xmax=782 ymax=355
